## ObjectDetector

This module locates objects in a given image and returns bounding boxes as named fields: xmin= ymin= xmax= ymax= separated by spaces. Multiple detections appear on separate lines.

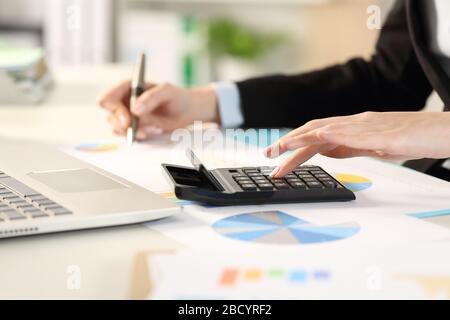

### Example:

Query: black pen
xmin=127 ymin=53 xmax=146 ymax=146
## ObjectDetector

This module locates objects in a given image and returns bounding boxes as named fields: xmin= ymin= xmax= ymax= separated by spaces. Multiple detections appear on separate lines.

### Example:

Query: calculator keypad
xmin=233 ymin=166 xmax=340 ymax=192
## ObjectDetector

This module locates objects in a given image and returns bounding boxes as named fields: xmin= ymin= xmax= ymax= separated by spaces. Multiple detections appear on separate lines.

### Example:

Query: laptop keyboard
xmin=0 ymin=171 xmax=72 ymax=222
xmin=232 ymin=166 xmax=341 ymax=191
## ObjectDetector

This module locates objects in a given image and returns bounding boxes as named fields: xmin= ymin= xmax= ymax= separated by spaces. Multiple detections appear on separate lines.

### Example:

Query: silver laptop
xmin=0 ymin=141 xmax=180 ymax=239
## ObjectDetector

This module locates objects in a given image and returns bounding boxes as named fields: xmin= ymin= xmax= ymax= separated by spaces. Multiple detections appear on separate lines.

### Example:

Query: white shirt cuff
xmin=213 ymin=82 xmax=244 ymax=128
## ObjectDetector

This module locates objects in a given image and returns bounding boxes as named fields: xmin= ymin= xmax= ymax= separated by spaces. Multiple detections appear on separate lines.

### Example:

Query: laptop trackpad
xmin=29 ymin=168 xmax=128 ymax=193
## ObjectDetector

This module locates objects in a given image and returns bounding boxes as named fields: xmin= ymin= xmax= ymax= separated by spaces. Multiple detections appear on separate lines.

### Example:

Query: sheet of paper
xmin=148 ymin=243 xmax=450 ymax=299
xmin=144 ymin=135 xmax=450 ymax=250
xmin=62 ymin=129 xmax=450 ymax=300
xmin=62 ymin=129 xmax=450 ymax=251
xmin=147 ymin=205 xmax=450 ymax=252
xmin=63 ymin=130 xmax=450 ymax=202
xmin=63 ymin=135 xmax=191 ymax=193
xmin=143 ymin=131 xmax=450 ymax=250
xmin=62 ymin=130 xmax=281 ymax=194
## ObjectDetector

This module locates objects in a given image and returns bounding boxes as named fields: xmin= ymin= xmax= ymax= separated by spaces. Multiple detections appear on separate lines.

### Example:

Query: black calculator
xmin=162 ymin=149 xmax=355 ymax=206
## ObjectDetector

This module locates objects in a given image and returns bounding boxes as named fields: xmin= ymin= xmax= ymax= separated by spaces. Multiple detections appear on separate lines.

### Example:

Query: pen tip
xmin=127 ymin=128 xmax=135 ymax=146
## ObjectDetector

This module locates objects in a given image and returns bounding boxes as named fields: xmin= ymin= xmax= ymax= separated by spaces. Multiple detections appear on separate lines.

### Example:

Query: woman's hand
xmin=264 ymin=112 xmax=450 ymax=178
xmin=99 ymin=81 xmax=220 ymax=140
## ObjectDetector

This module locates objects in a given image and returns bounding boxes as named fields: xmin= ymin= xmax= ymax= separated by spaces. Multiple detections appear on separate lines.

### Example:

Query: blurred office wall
xmin=44 ymin=0 xmax=114 ymax=65
xmin=0 ymin=0 xmax=397 ymax=82
xmin=299 ymin=0 xmax=394 ymax=71
xmin=0 ymin=0 xmax=43 ymax=46
xmin=115 ymin=0 xmax=396 ymax=85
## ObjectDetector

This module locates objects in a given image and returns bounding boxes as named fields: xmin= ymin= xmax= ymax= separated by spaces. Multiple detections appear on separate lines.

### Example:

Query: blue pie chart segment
xmin=212 ymin=211 xmax=360 ymax=245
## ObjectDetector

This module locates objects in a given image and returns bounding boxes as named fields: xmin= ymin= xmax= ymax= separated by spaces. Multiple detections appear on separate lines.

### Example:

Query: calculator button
xmin=252 ymin=175 xmax=267 ymax=179
xmin=255 ymin=181 xmax=271 ymax=186
xmin=314 ymin=174 xmax=330 ymax=179
xmin=269 ymin=178 xmax=285 ymax=184
xmin=247 ymin=173 xmax=264 ymax=177
xmin=234 ymin=177 xmax=251 ymax=181
xmin=306 ymin=181 xmax=323 ymax=189
xmin=285 ymin=174 xmax=297 ymax=179
xmin=289 ymin=182 xmax=307 ymax=189
xmin=253 ymin=181 xmax=268 ymax=185
xmin=303 ymin=178 xmax=319 ymax=183
xmin=274 ymin=183 xmax=290 ymax=190
xmin=234 ymin=180 xmax=252 ymax=185
xmin=252 ymin=177 xmax=268 ymax=182
xmin=286 ymin=178 xmax=302 ymax=184
xmin=322 ymin=181 xmax=337 ymax=188
xmin=240 ymin=184 xmax=257 ymax=191
xmin=258 ymin=184 xmax=274 ymax=191
xmin=236 ymin=180 xmax=252 ymax=186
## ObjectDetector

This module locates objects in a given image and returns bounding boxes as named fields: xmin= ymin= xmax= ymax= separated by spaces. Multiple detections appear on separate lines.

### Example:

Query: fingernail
xmin=270 ymin=167 xmax=280 ymax=178
xmin=266 ymin=144 xmax=282 ymax=158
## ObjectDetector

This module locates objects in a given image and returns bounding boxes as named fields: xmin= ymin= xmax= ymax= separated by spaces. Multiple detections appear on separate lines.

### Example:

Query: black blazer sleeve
xmin=236 ymin=0 xmax=433 ymax=128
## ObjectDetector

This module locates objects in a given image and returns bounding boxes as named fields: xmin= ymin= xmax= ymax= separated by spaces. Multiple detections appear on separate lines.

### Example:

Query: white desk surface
xmin=0 ymin=65 xmax=182 ymax=299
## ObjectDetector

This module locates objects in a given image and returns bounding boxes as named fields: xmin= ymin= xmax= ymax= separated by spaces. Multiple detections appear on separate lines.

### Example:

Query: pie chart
xmin=75 ymin=143 xmax=118 ymax=153
xmin=334 ymin=174 xmax=372 ymax=192
xmin=212 ymin=211 xmax=360 ymax=245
